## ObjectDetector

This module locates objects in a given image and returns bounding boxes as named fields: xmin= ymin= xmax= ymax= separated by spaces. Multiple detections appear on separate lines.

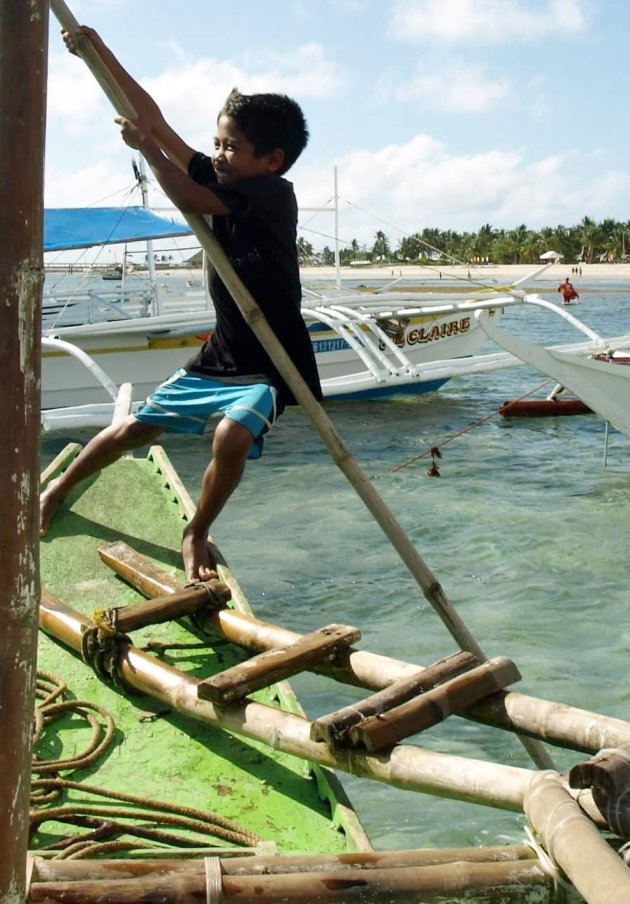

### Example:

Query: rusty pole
xmin=0 ymin=2 xmax=48 ymax=902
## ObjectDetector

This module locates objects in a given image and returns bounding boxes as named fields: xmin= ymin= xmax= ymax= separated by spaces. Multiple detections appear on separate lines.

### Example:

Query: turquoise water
xmin=41 ymin=279 xmax=630 ymax=853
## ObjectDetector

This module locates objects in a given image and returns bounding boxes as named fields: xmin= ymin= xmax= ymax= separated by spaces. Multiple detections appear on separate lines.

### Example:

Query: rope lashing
xmin=81 ymin=608 xmax=132 ymax=688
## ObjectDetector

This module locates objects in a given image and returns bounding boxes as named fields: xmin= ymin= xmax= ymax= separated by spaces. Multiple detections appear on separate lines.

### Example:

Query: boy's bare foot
xmin=39 ymin=479 xmax=66 ymax=537
xmin=182 ymin=528 xmax=218 ymax=584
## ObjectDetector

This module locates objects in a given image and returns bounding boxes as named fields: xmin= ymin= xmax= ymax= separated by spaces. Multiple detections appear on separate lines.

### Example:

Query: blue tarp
xmin=44 ymin=206 xmax=193 ymax=251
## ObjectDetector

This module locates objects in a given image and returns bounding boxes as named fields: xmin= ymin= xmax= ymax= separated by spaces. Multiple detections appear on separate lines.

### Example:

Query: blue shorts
xmin=135 ymin=369 xmax=279 ymax=459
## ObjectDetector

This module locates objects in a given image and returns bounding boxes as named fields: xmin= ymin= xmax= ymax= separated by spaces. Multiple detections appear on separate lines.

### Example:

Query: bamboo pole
xmin=468 ymin=690 xmax=630 ymax=755
xmin=47 ymin=0 xmax=554 ymax=772
xmin=100 ymin=540 xmax=630 ymax=756
xmin=29 ymin=859 xmax=554 ymax=904
xmin=0 ymin=3 xmax=48 ymax=903
xmin=30 ymin=845 xmax=540 ymax=881
xmin=524 ymin=771 xmax=630 ymax=904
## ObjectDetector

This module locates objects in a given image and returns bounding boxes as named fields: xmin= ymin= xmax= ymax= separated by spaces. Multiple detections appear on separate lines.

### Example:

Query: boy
xmin=40 ymin=27 xmax=322 ymax=584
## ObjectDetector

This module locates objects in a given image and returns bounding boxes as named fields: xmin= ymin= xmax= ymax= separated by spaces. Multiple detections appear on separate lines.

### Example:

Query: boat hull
xmin=42 ymin=302 xmax=497 ymax=411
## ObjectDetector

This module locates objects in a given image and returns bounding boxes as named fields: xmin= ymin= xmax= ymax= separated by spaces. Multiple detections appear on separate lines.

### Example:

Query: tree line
xmin=297 ymin=216 xmax=630 ymax=266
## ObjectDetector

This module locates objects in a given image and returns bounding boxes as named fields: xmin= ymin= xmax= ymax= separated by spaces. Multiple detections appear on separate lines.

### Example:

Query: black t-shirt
xmin=184 ymin=152 xmax=322 ymax=406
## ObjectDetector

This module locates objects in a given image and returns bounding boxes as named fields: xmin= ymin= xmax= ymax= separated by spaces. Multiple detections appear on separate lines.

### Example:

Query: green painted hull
xmin=37 ymin=444 xmax=369 ymax=858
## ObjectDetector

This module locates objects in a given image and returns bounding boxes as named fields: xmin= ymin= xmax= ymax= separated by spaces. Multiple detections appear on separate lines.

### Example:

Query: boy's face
xmin=212 ymin=114 xmax=283 ymax=184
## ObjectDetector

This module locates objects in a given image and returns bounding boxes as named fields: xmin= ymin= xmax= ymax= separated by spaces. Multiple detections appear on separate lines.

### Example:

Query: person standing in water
xmin=557 ymin=277 xmax=579 ymax=305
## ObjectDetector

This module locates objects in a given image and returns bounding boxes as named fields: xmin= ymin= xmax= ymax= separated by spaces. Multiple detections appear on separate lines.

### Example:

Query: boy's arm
xmin=64 ymin=27 xmax=195 ymax=173
xmin=117 ymin=118 xmax=229 ymax=216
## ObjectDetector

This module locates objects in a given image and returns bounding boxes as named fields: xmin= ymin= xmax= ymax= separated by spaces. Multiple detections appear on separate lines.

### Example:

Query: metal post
xmin=137 ymin=155 xmax=158 ymax=314
xmin=333 ymin=166 xmax=341 ymax=289
xmin=0 ymin=2 xmax=48 ymax=901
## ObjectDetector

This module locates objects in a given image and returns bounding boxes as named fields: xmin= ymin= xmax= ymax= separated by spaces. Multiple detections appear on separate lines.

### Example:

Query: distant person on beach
xmin=40 ymin=26 xmax=322 ymax=583
xmin=557 ymin=277 xmax=579 ymax=305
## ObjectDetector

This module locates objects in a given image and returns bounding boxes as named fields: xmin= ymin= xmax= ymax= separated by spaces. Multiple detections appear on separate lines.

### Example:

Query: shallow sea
xmin=41 ymin=274 xmax=630 ymax=854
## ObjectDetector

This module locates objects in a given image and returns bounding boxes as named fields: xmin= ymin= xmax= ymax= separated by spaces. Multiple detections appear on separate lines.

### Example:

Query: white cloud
xmin=138 ymin=44 xmax=344 ymax=150
xmin=376 ymin=63 xmax=510 ymax=112
xmin=45 ymin=158 xmax=139 ymax=208
xmin=240 ymin=44 xmax=347 ymax=98
xmin=47 ymin=50 xmax=108 ymax=128
xmin=140 ymin=59 xmax=247 ymax=150
xmin=388 ymin=0 xmax=588 ymax=45
xmin=295 ymin=134 xmax=617 ymax=249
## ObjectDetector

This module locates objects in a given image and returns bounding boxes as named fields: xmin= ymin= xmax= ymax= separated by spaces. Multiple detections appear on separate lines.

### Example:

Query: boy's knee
xmin=213 ymin=417 xmax=253 ymax=459
xmin=115 ymin=415 xmax=161 ymax=445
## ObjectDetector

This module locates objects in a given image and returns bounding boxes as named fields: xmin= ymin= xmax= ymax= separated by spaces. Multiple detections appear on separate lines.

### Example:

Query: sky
xmin=44 ymin=0 xmax=630 ymax=258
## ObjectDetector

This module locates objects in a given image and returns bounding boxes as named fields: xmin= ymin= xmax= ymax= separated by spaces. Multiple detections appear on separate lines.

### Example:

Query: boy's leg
xmin=182 ymin=416 xmax=253 ymax=584
xmin=40 ymin=415 xmax=162 ymax=535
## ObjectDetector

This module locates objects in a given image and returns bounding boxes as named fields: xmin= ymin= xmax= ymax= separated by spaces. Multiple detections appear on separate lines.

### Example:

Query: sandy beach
xmin=146 ymin=261 xmax=630 ymax=288
xmin=298 ymin=262 xmax=630 ymax=284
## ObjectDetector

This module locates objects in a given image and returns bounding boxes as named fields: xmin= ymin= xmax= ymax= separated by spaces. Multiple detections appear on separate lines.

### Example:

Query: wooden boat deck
xmin=37 ymin=445 xmax=368 ymax=858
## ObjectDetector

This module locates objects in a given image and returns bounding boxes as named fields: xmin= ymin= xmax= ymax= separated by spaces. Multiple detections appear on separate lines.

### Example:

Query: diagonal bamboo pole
xmin=0 ymin=2 xmax=49 ymax=902
xmin=48 ymin=0 xmax=553 ymax=771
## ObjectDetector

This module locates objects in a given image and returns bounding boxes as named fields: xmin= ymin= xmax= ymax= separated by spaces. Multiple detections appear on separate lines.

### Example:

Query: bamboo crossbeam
xmin=47 ymin=0 xmax=554 ymax=772
xmin=197 ymin=624 xmax=361 ymax=704
xmin=98 ymin=582 xmax=230 ymax=634
xmin=102 ymin=542 xmax=630 ymax=756
xmin=524 ymin=771 xmax=630 ymax=904
xmin=311 ymin=652 xmax=479 ymax=745
xmin=38 ymin=588 xmax=538 ymax=812
xmin=348 ymin=657 xmax=521 ymax=752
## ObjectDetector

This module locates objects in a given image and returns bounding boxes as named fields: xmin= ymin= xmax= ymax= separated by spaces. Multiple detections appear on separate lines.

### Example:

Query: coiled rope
xmin=31 ymin=671 xmax=261 ymax=858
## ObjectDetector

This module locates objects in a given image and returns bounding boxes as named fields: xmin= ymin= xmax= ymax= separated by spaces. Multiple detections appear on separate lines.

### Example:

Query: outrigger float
xmin=481 ymin=316 xmax=630 ymax=438
xmin=4 ymin=4 xmax=630 ymax=904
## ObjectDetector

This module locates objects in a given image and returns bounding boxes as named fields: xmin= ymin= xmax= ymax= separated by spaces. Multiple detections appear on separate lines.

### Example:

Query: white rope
xmin=523 ymin=826 xmax=572 ymax=901
xmin=204 ymin=856 xmax=223 ymax=904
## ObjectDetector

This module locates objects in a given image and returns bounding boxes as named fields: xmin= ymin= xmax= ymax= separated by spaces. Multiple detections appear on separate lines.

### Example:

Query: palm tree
xmin=575 ymin=216 xmax=599 ymax=263
xmin=372 ymin=230 xmax=391 ymax=260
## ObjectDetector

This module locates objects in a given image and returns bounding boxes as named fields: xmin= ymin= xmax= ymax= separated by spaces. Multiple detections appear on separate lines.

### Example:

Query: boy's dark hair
xmin=219 ymin=88 xmax=309 ymax=175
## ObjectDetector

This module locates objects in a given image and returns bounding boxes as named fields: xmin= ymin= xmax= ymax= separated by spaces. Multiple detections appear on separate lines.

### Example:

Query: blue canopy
xmin=44 ymin=206 xmax=193 ymax=251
